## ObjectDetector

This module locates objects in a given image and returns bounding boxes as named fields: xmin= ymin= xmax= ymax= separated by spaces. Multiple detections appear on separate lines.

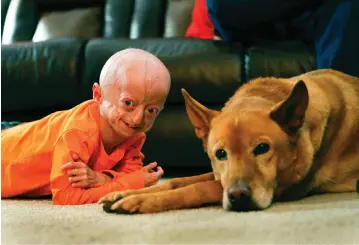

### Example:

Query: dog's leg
xmin=317 ymin=179 xmax=358 ymax=193
xmin=99 ymin=172 xmax=214 ymax=205
xmin=107 ymin=179 xmax=223 ymax=214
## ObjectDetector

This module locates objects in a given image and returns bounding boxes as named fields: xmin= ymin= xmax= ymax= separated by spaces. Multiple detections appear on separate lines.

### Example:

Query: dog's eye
xmin=215 ymin=149 xmax=227 ymax=161
xmin=253 ymin=143 xmax=270 ymax=156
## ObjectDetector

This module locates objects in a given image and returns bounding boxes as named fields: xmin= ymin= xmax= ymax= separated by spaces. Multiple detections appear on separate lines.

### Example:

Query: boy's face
xmin=93 ymin=56 xmax=170 ymax=138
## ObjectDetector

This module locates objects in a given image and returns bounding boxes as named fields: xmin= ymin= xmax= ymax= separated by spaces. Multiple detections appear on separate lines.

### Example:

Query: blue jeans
xmin=207 ymin=0 xmax=359 ymax=77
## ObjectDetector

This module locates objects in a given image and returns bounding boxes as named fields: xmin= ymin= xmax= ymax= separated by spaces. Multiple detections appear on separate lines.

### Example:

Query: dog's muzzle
xmin=227 ymin=182 xmax=257 ymax=211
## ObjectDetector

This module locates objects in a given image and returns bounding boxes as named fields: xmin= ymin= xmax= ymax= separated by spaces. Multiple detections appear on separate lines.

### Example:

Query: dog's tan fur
xmin=99 ymin=69 xmax=359 ymax=213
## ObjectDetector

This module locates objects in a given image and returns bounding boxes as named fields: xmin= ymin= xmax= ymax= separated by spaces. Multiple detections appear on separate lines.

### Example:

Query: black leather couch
xmin=1 ymin=0 xmax=316 ymax=176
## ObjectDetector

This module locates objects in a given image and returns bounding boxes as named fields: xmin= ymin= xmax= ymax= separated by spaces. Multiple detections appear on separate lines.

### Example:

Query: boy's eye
xmin=147 ymin=108 xmax=158 ymax=115
xmin=124 ymin=100 xmax=134 ymax=107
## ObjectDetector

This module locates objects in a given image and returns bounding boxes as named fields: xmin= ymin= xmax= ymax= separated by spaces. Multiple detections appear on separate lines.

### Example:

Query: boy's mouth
xmin=122 ymin=121 xmax=140 ymax=131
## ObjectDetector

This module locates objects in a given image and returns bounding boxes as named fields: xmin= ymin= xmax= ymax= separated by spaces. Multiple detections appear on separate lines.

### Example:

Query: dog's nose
xmin=227 ymin=183 xmax=254 ymax=211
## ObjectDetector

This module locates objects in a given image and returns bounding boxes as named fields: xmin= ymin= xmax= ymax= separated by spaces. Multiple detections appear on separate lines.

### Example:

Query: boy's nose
xmin=130 ymin=108 xmax=144 ymax=126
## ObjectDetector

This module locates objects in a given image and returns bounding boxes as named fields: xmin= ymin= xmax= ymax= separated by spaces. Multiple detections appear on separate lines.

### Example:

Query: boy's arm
xmin=50 ymin=130 xmax=145 ymax=205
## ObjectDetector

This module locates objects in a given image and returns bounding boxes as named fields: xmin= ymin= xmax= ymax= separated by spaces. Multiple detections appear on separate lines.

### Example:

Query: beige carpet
xmin=1 ymin=192 xmax=359 ymax=244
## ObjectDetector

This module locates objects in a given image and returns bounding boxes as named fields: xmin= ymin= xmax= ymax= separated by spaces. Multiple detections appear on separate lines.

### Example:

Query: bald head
xmin=99 ymin=48 xmax=171 ymax=95
xmin=93 ymin=48 xmax=171 ymax=137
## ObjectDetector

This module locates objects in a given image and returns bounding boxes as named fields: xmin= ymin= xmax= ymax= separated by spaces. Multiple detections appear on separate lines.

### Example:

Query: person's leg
xmin=206 ymin=0 xmax=325 ymax=42
xmin=206 ymin=0 xmax=280 ymax=44
xmin=205 ymin=0 xmax=232 ymax=41
xmin=293 ymin=0 xmax=359 ymax=77
xmin=315 ymin=0 xmax=359 ymax=77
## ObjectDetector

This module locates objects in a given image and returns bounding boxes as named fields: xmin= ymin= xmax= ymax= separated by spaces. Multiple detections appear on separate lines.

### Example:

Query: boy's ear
xmin=270 ymin=80 xmax=309 ymax=136
xmin=181 ymin=88 xmax=219 ymax=152
xmin=92 ymin=83 xmax=103 ymax=103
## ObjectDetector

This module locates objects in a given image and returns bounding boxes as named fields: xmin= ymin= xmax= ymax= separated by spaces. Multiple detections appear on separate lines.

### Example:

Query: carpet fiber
xmin=1 ymin=192 xmax=359 ymax=244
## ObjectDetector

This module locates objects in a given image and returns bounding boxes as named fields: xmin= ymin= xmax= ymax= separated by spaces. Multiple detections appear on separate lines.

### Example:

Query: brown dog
xmin=99 ymin=69 xmax=359 ymax=213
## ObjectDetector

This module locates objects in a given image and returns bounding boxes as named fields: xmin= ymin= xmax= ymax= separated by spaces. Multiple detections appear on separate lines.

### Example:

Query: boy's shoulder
xmin=60 ymin=100 xmax=100 ymax=138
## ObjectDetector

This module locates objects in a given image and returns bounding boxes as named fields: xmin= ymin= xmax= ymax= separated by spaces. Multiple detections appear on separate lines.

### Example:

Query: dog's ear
xmin=181 ymin=88 xmax=219 ymax=150
xmin=270 ymin=80 xmax=309 ymax=136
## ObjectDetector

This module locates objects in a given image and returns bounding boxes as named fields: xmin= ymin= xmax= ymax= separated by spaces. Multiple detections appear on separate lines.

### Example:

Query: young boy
xmin=1 ymin=48 xmax=171 ymax=205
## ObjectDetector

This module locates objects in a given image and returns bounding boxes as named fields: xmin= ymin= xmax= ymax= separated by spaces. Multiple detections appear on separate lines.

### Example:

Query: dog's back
xmin=296 ymin=70 xmax=359 ymax=192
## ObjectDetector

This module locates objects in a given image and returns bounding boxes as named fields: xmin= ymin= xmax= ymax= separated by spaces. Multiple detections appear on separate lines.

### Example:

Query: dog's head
xmin=181 ymin=81 xmax=309 ymax=211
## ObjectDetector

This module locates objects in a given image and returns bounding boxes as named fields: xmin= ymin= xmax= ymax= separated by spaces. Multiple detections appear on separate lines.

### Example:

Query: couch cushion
xmin=1 ymin=0 xmax=11 ymax=33
xmin=1 ymin=38 xmax=86 ymax=113
xmin=129 ymin=0 xmax=166 ymax=38
xmin=245 ymin=41 xmax=316 ymax=80
xmin=83 ymin=38 xmax=243 ymax=105
xmin=32 ymin=7 xmax=102 ymax=42
xmin=2 ymin=0 xmax=39 ymax=44
xmin=103 ymin=0 xmax=133 ymax=38
xmin=164 ymin=0 xmax=195 ymax=38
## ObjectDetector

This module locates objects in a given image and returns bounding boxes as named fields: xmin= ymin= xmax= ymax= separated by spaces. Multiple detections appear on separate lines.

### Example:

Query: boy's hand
xmin=142 ymin=162 xmax=164 ymax=187
xmin=61 ymin=153 xmax=112 ymax=188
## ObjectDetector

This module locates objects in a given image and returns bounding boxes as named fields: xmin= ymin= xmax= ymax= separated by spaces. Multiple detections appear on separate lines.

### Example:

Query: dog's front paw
xmin=98 ymin=191 xmax=126 ymax=213
xmin=102 ymin=200 xmax=119 ymax=213
xmin=98 ymin=191 xmax=124 ymax=204
xmin=107 ymin=194 xmax=162 ymax=214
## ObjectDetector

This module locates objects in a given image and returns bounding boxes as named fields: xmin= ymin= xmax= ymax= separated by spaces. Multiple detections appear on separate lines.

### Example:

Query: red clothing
xmin=1 ymin=100 xmax=146 ymax=205
xmin=186 ymin=0 xmax=215 ymax=39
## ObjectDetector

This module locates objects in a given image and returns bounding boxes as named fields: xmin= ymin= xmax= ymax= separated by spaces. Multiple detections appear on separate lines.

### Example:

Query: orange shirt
xmin=1 ymin=100 xmax=146 ymax=205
